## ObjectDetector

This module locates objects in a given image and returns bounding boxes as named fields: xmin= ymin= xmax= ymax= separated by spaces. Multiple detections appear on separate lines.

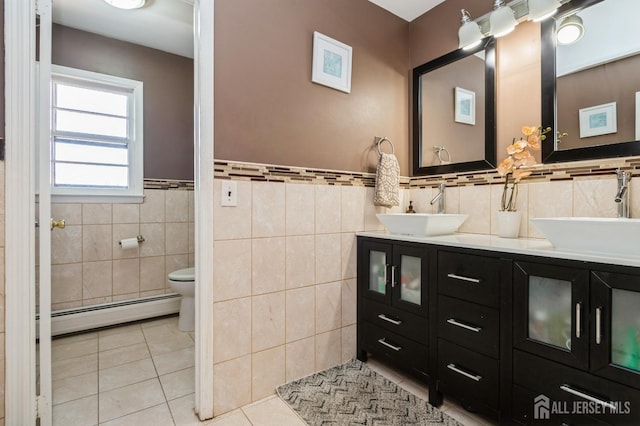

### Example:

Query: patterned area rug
xmin=277 ymin=358 xmax=463 ymax=425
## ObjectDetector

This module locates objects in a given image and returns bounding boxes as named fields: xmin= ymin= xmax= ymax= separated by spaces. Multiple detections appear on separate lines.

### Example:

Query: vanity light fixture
xmin=557 ymin=14 xmax=584 ymax=45
xmin=528 ymin=0 xmax=561 ymax=22
xmin=103 ymin=0 xmax=146 ymax=10
xmin=489 ymin=0 xmax=518 ymax=38
xmin=458 ymin=9 xmax=484 ymax=50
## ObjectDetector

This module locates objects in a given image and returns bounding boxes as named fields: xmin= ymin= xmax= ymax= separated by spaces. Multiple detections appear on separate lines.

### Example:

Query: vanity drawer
xmin=360 ymin=298 xmax=427 ymax=344
xmin=437 ymin=295 xmax=499 ymax=358
xmin=361 ymin=322 xmax=428 ymax=375
xmin=512 ymin=384 xmax=609 ymax=426
xmin=437 ymin=339 xmax=499 ymax=409
xmin=514 ymin=350 xmax=640 ymax=425
xmin=438 ymin=251 xmax=501 ymax=308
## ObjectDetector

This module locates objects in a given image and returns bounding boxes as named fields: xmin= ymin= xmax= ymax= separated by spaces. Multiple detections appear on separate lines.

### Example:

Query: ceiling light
xmin=557 ymin=14 xmax=584 ymax=45
xmin=458 ymin=9 xmax=484 ymax=50
xmin=489 ymin=0 xmax=518 ymax=38
xmin=103 ymin=0 xmax=146 ymax=10
xmin=528 ymin=0 xmax=561 ymax=22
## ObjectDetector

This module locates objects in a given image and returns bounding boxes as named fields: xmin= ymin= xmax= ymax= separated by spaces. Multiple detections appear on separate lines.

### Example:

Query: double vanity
xmin=356 ymin=215 xmax=640 ymax=425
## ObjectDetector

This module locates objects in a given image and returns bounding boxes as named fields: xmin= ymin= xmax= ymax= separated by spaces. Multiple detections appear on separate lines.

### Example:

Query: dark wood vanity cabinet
xmin=512 ymin=260 xmax=640 ymax=425
xmin=435 ymin=250 xmax=509 ymax=420
xmin=357 ymin=236 xmax=640 ymax=425
xmin=356 ymin=238 xmax=431 ymax=383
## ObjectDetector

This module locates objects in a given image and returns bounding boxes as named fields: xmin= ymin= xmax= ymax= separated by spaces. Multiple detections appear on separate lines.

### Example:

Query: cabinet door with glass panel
xmin=591 ymin=271 xmax=640 ymax=390
xmin=513 ymin=261 xmax=590 ymax=369
xmin=359 ymin=240 xmax=428 ymax=316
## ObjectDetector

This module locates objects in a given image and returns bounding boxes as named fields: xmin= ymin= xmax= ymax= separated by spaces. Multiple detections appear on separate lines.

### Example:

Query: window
xmin=50 ymin=65 xmax=143 ymax=201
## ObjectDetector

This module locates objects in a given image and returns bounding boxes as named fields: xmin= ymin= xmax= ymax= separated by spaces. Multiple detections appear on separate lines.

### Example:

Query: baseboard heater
xmin=37 ymin=294 xmax=181 ymax=337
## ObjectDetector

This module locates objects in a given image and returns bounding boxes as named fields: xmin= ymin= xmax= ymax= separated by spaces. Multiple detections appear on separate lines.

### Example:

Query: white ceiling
xmin=367 ymin=0 xmax=446 ymax=22
xmin=52 ymin=0 xmax=443 ymax=59
xmin=52 ymin=0 xmax=194 ymax=58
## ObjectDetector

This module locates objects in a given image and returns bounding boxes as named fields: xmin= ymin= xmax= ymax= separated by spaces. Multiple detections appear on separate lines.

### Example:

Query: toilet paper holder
xmin=119 ymin=235 xmax=146 ymax=247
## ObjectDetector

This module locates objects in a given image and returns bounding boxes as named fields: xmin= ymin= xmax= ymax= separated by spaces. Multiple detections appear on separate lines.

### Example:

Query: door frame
xmin=4 ymin=0 xmax=215 ymax=422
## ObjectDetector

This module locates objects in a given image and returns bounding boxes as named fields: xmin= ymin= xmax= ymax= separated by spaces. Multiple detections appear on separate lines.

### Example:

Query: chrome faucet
xmin=615 ymin=168 xmax=631 ymax=218
xmin=430 ymin=183 xmax=446 ymax=214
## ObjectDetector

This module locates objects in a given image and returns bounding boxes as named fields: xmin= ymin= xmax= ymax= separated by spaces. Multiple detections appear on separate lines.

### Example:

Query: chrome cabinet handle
xmin=377 ymin=338 xmax=401 ymax=351
xmin=377 ymin=314 xmax=402 ymax=326
xmin=595 ymin=307 xmax=602 ymax=345
xmin=446 ymin=318 xmax=482 ymax=333
xmin=560 ymin=385 xmax=617 ymax=410
xmin=447 ymin=363 xmax=482 ymax=382
xmin=575 ymin=302 xmax=581 ymax=339
xmin=447 ymin=273 xmax=481 ymax=284
xmin=391 ymin=265 xmax=396 ymax=288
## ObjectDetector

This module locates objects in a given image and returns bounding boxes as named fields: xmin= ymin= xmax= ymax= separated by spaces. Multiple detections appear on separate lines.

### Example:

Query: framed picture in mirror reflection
xmin=579 ymin=101 xmax=617 ymax=138
xmin=454 ymin=87 xmax=475 ymax=125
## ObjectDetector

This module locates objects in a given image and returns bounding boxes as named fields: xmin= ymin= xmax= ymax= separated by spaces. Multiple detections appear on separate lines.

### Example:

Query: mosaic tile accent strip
xmin=214 ymin=156 xmax=640 ymax=189
xmin=214 ymin=160 xmax=411 ymax=188
xmin=143 ymin=178 xmax=194 ymax=190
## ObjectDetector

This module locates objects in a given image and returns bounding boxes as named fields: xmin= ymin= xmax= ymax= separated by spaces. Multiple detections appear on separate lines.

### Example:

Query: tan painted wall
xmin=214 ymin=0 xmax=411 ymax=175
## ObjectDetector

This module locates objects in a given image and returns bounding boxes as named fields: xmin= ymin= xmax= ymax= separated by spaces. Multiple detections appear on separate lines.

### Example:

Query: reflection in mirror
xmin=413 ymin=38 xmax=496 ymax=176
xmin=542 ymin=0 xmax=640 ymax=162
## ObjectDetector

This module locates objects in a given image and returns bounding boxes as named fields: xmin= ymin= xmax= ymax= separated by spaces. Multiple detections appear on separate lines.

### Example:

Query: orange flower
xmin=507 ymin=139 xmax=528 ymax=155
xmin=527 ymin=134 xmax=541 ymax=150
xmin=497 ymin=157 xmax=514 ymax=176
xmin=521 ymin=126 xmax=538 ymax=136
xmin=513 ymin=169 xmax=532 ymax=183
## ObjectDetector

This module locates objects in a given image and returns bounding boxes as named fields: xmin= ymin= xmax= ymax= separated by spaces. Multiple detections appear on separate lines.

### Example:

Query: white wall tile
xmin=286 ymin=183 xmax=315 ymax=236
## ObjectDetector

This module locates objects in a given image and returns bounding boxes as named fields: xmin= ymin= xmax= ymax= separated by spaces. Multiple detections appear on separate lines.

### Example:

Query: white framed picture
xmin=579 ymin=102 xmax=617 ymax=138
xmin=454 ymin=87 xmax=475 ymax=125
xmin=635 ymin=92 xmax=640 ymax=140
xmin=311 ymin=31 xmax=352 ymax=93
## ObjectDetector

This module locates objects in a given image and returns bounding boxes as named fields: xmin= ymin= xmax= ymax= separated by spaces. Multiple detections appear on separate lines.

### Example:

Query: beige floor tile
xmin=99 ymin=327 xmax=146 ymax=351
xmin=52 ymin=371 xmax=98 ymax=405
xmin=241 ymin=396 xmax=306 ymax=426
xmin=99 ymin=358 xmax=158 ymax=392
xmin=52 ymin=331 xmax=97 ymax=347
xmin=99 ymin=403 xmax=174 ymax=426
xmin=167 ymin=393 xmax=203 ymax=426
xmin=144 ymin=326 xmax=194 ymax=356
xmin=52 ymin=353 xmax=98 ymax=381
xmin=99 ymin=342 xmax=151 ymax=370
xmin=52 ymin=338 xmax=99 ymax=361
xmin=99 ymin=378 xmax=166 ymax=423
xmin=152 ymin=346 xmax=195 ymax=376
xmin=53 ymin=395 xmax=98 ymax=426
xmin=206 ymin=409 xmax=252 ymax=426
xmin=159 ymin=367 xmax=195 ymax=401
xmin=141 ymin=315 xmax=179 ymax=329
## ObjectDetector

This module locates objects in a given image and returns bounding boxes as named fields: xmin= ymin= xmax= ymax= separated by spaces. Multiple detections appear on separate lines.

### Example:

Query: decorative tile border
xmin=144 ymin=178 xmax=194 ymax=190
xmin=214 ymin=160 xmax=411 ymax=188
xmin=214 ymin=156 xmax=640 ymax=189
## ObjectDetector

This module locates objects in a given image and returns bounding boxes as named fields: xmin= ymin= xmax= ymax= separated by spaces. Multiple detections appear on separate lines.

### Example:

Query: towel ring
xmin=434 ymin=146 xmax=451 ymax=164
xmin=376 ymin=137 xmax=395 ymax=155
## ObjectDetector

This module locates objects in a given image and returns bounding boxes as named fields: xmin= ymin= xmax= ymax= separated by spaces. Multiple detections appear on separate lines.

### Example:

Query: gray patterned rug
xmin=277 ymin=358 xmax=463 ymax=425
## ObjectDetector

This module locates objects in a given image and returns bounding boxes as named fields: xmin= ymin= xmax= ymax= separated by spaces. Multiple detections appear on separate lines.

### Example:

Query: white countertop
xmin=356 ymin=231 xmax=640 ymax=268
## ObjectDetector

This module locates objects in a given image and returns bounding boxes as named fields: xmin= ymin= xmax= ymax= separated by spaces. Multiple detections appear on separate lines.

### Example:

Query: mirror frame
xmin=541 ymin=0 xmax=640 ymax=162
xmin=412 ymin=38 xmax=496 ymax=176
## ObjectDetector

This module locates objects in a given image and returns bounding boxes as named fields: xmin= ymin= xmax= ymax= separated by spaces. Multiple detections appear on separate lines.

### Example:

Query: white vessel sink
xmin=530 ymin=217 xmax=640 ymax=256
xmin=376 ymin=213 xmax=468 ymax=237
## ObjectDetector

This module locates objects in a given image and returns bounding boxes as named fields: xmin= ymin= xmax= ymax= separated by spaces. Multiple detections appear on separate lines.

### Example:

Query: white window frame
xmin=50 ymin=65 xmax=144 ymax=203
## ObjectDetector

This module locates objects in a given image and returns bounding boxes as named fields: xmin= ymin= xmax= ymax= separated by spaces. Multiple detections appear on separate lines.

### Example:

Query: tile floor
xmin=52 ymin=315 xmax=496 ymax=425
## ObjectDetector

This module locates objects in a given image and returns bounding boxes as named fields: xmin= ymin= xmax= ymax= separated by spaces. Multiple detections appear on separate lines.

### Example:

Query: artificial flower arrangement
xmin=497 ymin=125 xmax=551 ymax=212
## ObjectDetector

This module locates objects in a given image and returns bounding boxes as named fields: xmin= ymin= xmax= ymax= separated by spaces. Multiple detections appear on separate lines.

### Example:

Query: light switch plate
xmin=221 ymin=181 xmax=238 ymax=206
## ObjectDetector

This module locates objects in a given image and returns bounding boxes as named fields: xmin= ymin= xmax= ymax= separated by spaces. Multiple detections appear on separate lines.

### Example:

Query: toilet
xmin=168 ymin=267 xmax=195 ymax=331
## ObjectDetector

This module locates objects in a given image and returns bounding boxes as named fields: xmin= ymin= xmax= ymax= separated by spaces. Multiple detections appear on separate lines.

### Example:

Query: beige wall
xmin=214 ymin=0 xmax=410 ymax=175
xmin=47 ymin=189 xmax=194 ymax=311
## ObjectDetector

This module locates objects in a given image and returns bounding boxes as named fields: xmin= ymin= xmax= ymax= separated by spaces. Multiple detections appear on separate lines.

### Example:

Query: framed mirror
xmin=542 ymin=0 xmax=640 ymax=162
xmin=412 ymin=38 xmax=496 ymax=176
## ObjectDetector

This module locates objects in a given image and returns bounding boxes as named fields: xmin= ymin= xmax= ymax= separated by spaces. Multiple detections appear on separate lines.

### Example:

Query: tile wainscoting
xmin=47 ymin=182 xmax=195 ymax=311
xmin=211 ymin=156 xmax=640 ymax=415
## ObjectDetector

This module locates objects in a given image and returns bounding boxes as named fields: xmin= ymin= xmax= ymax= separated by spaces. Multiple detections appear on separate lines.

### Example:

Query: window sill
xmin=50 ymin=193 xmax=145 ymax=204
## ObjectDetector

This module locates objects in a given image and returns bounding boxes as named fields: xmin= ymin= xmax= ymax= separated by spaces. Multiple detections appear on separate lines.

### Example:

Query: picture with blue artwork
xmin=312 ymin=31 xmax=352 ymax=93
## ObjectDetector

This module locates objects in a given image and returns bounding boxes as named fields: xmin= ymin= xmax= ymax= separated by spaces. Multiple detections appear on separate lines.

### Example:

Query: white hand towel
xmin=374 ymin=152 xmax=400 ymax=207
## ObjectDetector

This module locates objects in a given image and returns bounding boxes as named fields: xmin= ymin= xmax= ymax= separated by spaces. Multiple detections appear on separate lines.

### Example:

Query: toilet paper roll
xmin=119 ymin=237 xmax=139 ymax=250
